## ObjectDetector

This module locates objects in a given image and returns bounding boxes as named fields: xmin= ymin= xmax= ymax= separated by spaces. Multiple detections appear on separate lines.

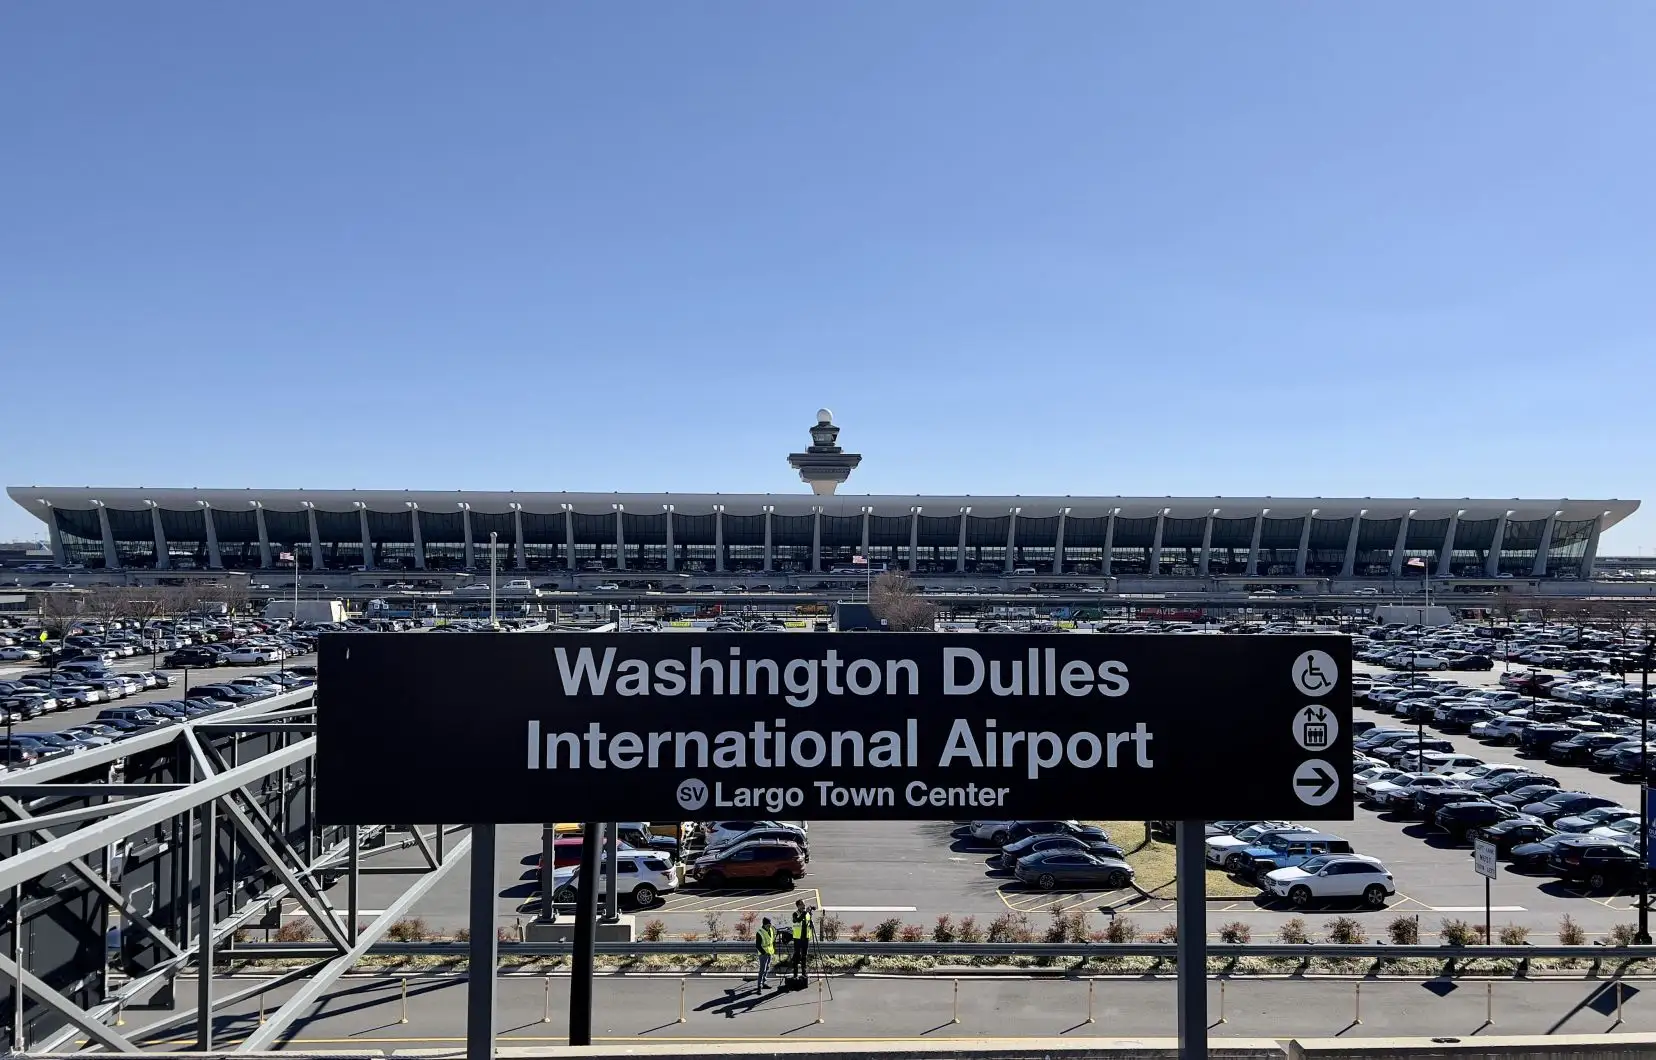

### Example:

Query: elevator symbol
xmin=1293 ymin=705 xmax=1337 ymax=751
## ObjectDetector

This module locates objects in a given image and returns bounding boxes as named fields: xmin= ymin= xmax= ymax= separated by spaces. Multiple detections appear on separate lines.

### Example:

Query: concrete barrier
xmin=1288 ymin=1033 xmax=1656 ymax=1059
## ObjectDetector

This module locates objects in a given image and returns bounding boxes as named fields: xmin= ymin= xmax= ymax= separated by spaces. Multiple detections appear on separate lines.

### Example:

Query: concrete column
xmin=359 ymin=508 xmax=374 ymax=569
xmin=1435 ymin=513 xmax=1459 ymax=578
xmin=614 ymin=510 xmax=626 ymax=571
xmin=307 ymin=508 xmax=324 ymax=571
xmin=96 ymin=505 xmax=119 ymax=569
xmin=1101 ymin=513 xmax=1116 ymax=576
xmin=1579 ymin=515 xmax=1605 ymax=579
xmin=202 ymin=506 xmax=222 ymax=569
xmin=955 ymin=514 xmax=968 ymax=573
xmin=1389 ymin=513 xmax=1412 ymax=578
xmin=665 ymin=512 xmax=676 ymax=572
xmin=46 ymin=510 xmax=67 ymax=566
xmin=909 ymin=513 xmax=921 ymax=573
xmin=811 ymin=512 xmax=822 ymax=573
xmin=1244 ymin=514 xmax=1264 ymax=577
xmin=254 ymin=506 xmax=273 ymax=569
xmin=463 ymin=509 xmax=475 ymax=570
xmin=513 ymin=510 xmax=525 ymax=570
xmin=1293 ymin=515 xmax=1313 ymax=577
xmin=1484 ymin=513 xmax=1509 ymax=578
xmin=411 ymin=509 xmax=427 ymax=570
xmin=1196 ymin=515 xmax=1214 ymax=577
xmin=150 ymin=506 xmax=170 ymax=569
xmin=1530 ymin=512 xmax=1558 ymax=578
xmin=860 ymin=512 xmax=871 ymax=560
xmin=1004 ymin=511 xmax=1018 ymax=573
xmin=1147 ymin=513 xmax=1165 ymax=576
xmin=763 ymin=512 xmax=773 ymax=573
xmin=1339 ymin=516 xmax=1362 ymax=578
xmin=714 ymin=511 xmax=725 ymax=572
xmin=563 ymin=510 xmax=575 ymax=571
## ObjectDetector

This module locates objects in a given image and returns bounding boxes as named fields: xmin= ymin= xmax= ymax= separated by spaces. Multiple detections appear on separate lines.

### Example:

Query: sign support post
xmin=569 ymin=823 xmax=600 ymax=1046
xmin=1474 ymin=836 xmax=1498 ymax=945
xmin=466 ymin=823 xmax=497 ymax=1060
xmin=1175 ymin=820 xmax=1207 ymax=1060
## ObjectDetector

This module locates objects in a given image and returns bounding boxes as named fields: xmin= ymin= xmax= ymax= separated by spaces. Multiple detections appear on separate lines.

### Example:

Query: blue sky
xmin=3 ymin=4 xmax=1653 ymax=551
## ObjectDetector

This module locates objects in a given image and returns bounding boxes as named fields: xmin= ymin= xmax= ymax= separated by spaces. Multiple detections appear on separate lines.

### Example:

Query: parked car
xmin=704 ymin=824 xmax=810 ymax=859
xmin=1519 ymin=792 xmax=1621 ymax=824
xmin=1261 ymin=853 xmax=1394 ymax=909
xmin=1434 ymin=801 xmax=1522 ymax=842
xmin=1552 ymin=806 xmax=1640 ymax=834
xmin=1012 ymin=848 xmax=1135 ymax=891
xmin=1204 ymin=823 xmax=1306 ymax=871
xmin=995 ymin=833 xmax=1127 ymax=869
xmin=684 ymin=841 xmax=805 ymax=888
xmin=1239 ymin=832 xmax=1354 ymax=882
xmin=1545 ymin=839 xmax=1643 ymax=891
xmin=550 ymin=852 xmax=678 ymax=907
xmin=1474 ymin=818 xmax=1556 ymax=858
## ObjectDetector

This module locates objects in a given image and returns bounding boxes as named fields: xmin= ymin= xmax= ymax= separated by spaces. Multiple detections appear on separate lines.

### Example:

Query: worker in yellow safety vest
xmin=790 ymin=899 xmax=814 ymax=975
xmin=754 ymin=917 xmax=777 ymax=991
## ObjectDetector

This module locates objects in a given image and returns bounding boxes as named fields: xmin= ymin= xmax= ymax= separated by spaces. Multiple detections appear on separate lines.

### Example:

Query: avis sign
xmin=318 ymin=633 xmax=1353 ymax=823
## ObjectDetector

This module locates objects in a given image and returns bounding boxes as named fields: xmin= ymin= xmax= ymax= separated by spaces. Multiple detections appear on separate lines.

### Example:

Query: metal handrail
xmin=220 ymin=939 xmax=1656 ymax=961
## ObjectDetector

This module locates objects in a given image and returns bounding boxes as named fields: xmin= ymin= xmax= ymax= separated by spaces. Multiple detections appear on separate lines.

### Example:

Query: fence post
xmin=816 ymin=977 xmax=824 ymax=1024
xmin=542 ymin=974 xmax=552 ymax=1024
xmin=678 ymin=978 xmax=687 ymax=1024
xmin=1353 ymin=981 xmax=1362 ymax=1026
xmin=1485 ymin=981 xmax=1493 ymax=1027
xmin=1616 ymin=983 xmax=1625 ymax=1028
xmin=114 ymin=998 xmax=124 ymax=1027
xmin=1217 ymin=979 xmax=1227 ymax=1025
xmin=257 ymin=989 xmax=265 ymax=1025
xmin=952 ymin=979 xmax=960 ymax=1025
xmin=1085 ymin=979 xmax=1095 ymax=1025
xmin=399 ymin=976 xmax=410 ymax=1024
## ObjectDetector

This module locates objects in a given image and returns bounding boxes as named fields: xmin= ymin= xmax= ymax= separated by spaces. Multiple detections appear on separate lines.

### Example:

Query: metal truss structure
xmin=0 ymin=688 xmax=466 ymax=1053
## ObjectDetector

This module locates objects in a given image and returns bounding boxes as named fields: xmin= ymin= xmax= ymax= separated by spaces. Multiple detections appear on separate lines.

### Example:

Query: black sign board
xmin=319 ymin=633 xmax=1351 ymax=823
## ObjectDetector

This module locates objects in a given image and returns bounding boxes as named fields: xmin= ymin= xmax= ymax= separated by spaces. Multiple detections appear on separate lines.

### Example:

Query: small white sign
xmin=1474 ymin=838 xmax=1498 ymax=880
xmin=1292 ymin=758 xmax=1339 ymax=807
xmin=1292 ymin=704 xmax=1339 ymax=752
xmin=1291 ymin=650 xmax=1339 ymax=697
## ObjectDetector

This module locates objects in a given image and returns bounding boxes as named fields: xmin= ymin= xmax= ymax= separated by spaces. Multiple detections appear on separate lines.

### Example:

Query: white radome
xmin=816 ymin=408 xmax=833 ymax=424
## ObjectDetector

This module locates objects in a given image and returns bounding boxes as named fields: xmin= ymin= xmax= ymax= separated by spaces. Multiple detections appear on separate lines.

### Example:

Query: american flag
xmin=278 ymin=552 xmax=295 ymax=562
xmin=1405 ymin=556 xmax=1427 ymax=570
xmin=852 ymin=554 xmax=867 ymax=566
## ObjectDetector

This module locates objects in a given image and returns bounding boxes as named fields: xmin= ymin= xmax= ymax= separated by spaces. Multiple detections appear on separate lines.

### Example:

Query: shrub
xmin=703 ymin=914 xmax=726 ymax=942
xmin=1088 ymin=930 xmax=1110 ymax=943
xmin=1156 ymin=922 xmax=1179 ymax=943
xmin=1498 ymin=923 xmax=1530 ymax=946
xmin=899 ymin=923 xmax=925 ymax=943
xmin=1609 ymin=923 xmax=1638 ymax=948
xmin=987 ymin=913 xmax=1019 ymax=944
xmin=1388 ymin=916 xmax=1420 ymax=945
xmin=497 ymin=926 xmax=517 ymax=943
xmin=1325 ymin=917 xmax=1365 ymax=945
xmin=1104 ymin=917 xmax=1138 ymax=944
xmin=1558 ymin=914 xmax=1587 ymax=946
xmin=274 ymin=919 xmax=314 ymax=943
xmin=1044 ymin=908 xmax=1071 ymax=944
xmin=735 ymin=911 xmax=758 ymax=937
xmin=873 ymin=918 xmax=903 ymax=943
xmin=385 ymin=917 xmax=428 ymax=942
xmin=956 ymin=915 xmax=983 ymax=944
xmin=1278 ymin=918 xmax=1311 ymax=945
xmin=680 ymin=931 xmax=700 ymax=942
xmin=848 ymin=923 xmax=868 ymax=942
xmin=453 ymin=926 xmax=471 ymax=943
xmin=1065 ymin=910 xmax=1091 ymax=943
xmin=1440 ymin=919 xmax=1481 ymax=946
xmin=1218 ymin=921 xmax=1251 ymax=944
xmin=642 ymin=919 xmax=666 ymax=942
xmin=932 ymin=914 xmax=957 ymax=943
xmin=819 ymin=913 xmax=843 ymax=942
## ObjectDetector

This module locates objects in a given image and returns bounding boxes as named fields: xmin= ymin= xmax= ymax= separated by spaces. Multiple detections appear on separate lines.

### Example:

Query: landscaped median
xmin=1089 ymin=820 xmax=1258 ymax=900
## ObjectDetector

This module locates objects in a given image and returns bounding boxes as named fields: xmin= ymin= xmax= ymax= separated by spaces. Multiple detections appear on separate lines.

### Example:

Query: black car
xmin=1434 ymin=801 xmax=1519 ymax=841
xmin=1546 ymin=732 xmax=1630 ymax=765
xmin=164 ymin=647 xmax=221 ymax=667
xmin=1519 ymin=792 xmax=1619 ymax=823
xmin=1494 ymin=782 xmax=1565 ymax=807
xmin=1518 ymin=724 xmax=1582 ymax=755
xmin=1448 ymin=654 xmax=1494 ymax=671
xmin=1546 ymin=840 xmax=1643 ymax=891
xmin=1436 ymin=706 xmax=1499 ymax=733
xmin=190 ymin=685 xmax=253 ymax=703
xmin=1000 ymin=820 xmax=1111 ymax=846
xmin=1411 ymin=787 xmax=1488 ymax=821
xmin=995 ymin=833 xmax=1127 ymax=869
xmin=1474 ymin=818 xmax=1555 ymax=857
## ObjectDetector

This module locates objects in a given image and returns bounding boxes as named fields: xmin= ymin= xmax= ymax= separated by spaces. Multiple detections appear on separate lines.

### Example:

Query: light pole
xmin=489 ymin=531 xmax=498 ymax=628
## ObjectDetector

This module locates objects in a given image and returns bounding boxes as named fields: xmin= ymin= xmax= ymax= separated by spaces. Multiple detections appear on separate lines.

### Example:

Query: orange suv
xmin=685 ymin=840 xmax=806 ymax=889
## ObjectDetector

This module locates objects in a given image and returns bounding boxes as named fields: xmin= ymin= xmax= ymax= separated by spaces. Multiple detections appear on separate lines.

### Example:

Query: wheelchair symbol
xmin=1292 ymin=650 xmax=1338 ymax=697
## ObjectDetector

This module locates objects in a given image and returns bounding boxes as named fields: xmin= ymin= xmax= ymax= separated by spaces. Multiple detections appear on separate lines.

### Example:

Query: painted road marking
xmin=1429 ymin=906 xmax=1526 ymax=913
xmin=823 ymin=906 xmax=916 ymax=912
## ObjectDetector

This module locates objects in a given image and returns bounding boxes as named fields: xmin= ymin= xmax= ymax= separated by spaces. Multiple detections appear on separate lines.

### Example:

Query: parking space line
xmin=658 ymin=887 xmax=822 ymax=916
xmin=997 ymin=888 xmax=1133 ymax=913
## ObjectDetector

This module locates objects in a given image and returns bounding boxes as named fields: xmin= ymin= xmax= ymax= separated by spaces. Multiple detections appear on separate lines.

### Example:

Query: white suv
xmin=550 ymin=853 xmax=679 ymax=908
xmin=1263 ymin=853 xmax=1394 ymax=909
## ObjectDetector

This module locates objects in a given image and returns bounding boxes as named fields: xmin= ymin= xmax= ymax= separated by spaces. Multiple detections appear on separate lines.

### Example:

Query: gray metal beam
xmin=0 ymin=737 xmax=315 ymax=894
xmin=0 ymin=795 xmax=164 ymax=839
xmin=233 ymin=832 xmax=474 ymax=1052
xmin=4 ymin=785 xmax=187 ymax=798
xmin=0 ymin=950 xmax=142 ymax=1053
xmin=127 ymin=959 xmax=331 ymax=1043
xmin=192 ymin=723 xmax=315 ymax=734
xmin=0 ymin=796 xmax=185 ymax=961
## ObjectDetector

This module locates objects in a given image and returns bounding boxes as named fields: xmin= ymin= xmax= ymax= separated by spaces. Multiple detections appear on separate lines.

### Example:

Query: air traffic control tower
xmin=786 ymin=409 xmax=863 ymax=495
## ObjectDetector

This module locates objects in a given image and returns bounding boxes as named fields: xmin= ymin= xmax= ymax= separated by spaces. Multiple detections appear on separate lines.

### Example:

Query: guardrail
xmin=221 ymin=939 xmax=1656 ymax=962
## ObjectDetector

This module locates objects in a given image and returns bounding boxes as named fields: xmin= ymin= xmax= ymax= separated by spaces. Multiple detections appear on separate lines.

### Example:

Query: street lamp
xmin=489 ymin=531 xmax=499 ymax=628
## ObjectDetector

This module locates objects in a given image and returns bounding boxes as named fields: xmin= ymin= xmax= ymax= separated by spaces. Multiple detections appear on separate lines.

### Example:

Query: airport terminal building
xmin=5 ymin=486 xmax=1637 ymax=582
